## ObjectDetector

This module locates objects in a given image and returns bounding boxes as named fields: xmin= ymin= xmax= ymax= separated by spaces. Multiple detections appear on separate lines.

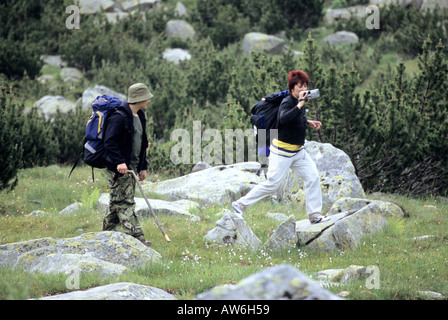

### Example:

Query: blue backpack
xmin=69 ymin=95 xmax=124 ymax=179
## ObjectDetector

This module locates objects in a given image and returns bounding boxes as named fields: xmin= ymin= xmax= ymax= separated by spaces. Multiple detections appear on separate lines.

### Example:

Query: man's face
xmin=139 ymin=99 xmax=151 ymax=110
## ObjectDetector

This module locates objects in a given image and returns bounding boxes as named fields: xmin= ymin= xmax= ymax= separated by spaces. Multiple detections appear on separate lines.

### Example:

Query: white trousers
xmin=235 ymin=149 xmax=322 ymax=216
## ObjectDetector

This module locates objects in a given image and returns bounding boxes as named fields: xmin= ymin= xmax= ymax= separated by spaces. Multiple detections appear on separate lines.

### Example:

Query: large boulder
xmin=37 ymin=282 xmax=176 ymax=300
xmin=195 ymin=264 xmax=342 ymax=300
xmin=323 ymin=31 xmax=359 ymax=46
xmin=0 ymin=232 xmax=161 ymax=275
xmin=280 ymin=141 xmax=366 ymax=213
xmin=60 ymin=67 xmax=83 ymax=84
xmin=166 ymin=20 xmax=196 ymax=40
xmin=142 ymin=162 xmax=264 ymax=206
xmin=242 ymin=32 xmax=286 ymax=55
xmin=81 ymin=85 xmax=127 ymax=110
xmin=296 ymin=198 xmax=405 ymax=251
xmin=34 ymin=95 xmax=77 ymax=120
xmin=163 ymin=48 xmax=192 ymax=64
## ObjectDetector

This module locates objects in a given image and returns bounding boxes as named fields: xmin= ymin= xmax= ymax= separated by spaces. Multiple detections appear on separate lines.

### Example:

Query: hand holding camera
xmin=299 ymin=89 xmax=320 ymax=102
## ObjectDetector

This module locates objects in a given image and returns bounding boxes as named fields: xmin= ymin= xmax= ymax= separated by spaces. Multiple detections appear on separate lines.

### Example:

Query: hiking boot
xmin=139 ymin=239 xmax=152 ymax=247
xmin=232 ymin=202 xmax=245 ymax=220
xmin=309 ymin=213 xmax=330 ymax=224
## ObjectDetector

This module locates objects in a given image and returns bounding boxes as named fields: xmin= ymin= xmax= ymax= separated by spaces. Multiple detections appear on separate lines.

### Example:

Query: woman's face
xmin=292 ymin=82 xmax=308 ymax=98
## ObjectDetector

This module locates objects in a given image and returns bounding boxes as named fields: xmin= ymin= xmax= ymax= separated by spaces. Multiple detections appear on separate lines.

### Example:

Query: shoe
xmin=309 ymin=213 xmax=330 ymax=224
xmin=232 ymin=202 xmax=245 ymax=220
xmin=139 ymin=239 xmax=152 ymax=247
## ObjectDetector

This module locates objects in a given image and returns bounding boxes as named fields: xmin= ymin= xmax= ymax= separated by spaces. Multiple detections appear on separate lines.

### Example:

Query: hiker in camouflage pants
xmin=102 ymin=83 xmax=153 ymax=246
xmin=102 ymin=169 xmax=145 ymax=241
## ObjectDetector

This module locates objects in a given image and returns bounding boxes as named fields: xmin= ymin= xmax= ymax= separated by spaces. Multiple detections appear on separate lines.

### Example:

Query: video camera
xmin=304 ymin=89 xmax=320 ymax=101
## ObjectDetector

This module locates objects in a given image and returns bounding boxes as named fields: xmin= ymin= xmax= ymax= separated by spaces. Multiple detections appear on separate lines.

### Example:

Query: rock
xmin=142 ymin=162 xmax=264 ymax=206
xmin=34 ymin=95 xmax=77 ymax=120
xmin=417 ymin=290 xmax=445 ymax=300
xmin=315 ymin=268 xmax=345 ymax=283
xmin=37 ymin=74 xmax=56 ymax=85
xmin=307 ymin=203 xmax=388 ymax=251
xmin=296 ymin=211 xmax=352 ymax=246
xmin=204 ymin=210 xmax=262 ymax=249
xmin=264 ymin=215 xmax=297 ymax=251
xmin=166 ymin=20 xmax=196 ymax=40
xmin=297 ymin=198 xmax=405 ymax=251
xmin=96 ymin=193 xmax=200 ymax=221
xmin=316 ymin=265 xmax=379 ymax=287
xmin=281 ymin=141 xmax=366 ymax=213
xmin=265 ymin=212 xmax=289 ymax=222
xmin=79 ymin=0 xmax=116 ymax=14
xmin=323 ymin=31 xmax=359 ymax=46
xmin=37 ymin=282 xmax=177 ymax=300
xmin=27 ymin=210 xmax=46 ymax=217
xmin=327 ymin=198 xmax=405 ymax=218
xmin=120 ymin=0 xmax=160 ymax=12
xmin=191 ymin=161 xmax=212 ymax=173
xmin=0 ymin=232 xmax=161 ymax=273
xmin=40 ymin=55 xmax=67 ymax=68
xmin=58 ymin=202 xmax=82 ymax=215
xmin=81 ymin=85 xmax=127 ymax=110
xmin=174 ymin=2 xmax=188 ymax=17
xmin=339 ymin=265 xmax=378 ymax=284
xmin=242 ymin=32 xmax=286 ymax=55
xmin=26 ymin=253 xmax=127 ymax=276
xmin=163 ymin=48 xmax=191 ymax=64
xmin=421 ymin=0 xmax=448 ymax=11
xmin=60 ymin=67 xmax=83 ymax=84
xmin=195 ymin=264 xmax=343 ymax=300
xmin=410 ymin=235 xmax=436 ymax=241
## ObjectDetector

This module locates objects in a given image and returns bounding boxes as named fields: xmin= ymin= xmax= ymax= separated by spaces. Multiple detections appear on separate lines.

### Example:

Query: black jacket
xmin=104 ymin=102 xmax=149 ymax=173
xmin=277 ymin=94 xmax=308 ymax=146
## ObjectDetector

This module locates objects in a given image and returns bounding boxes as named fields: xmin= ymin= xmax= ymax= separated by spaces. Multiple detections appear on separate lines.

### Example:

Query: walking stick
xmin=128 ymin=170 xmax=171 ymax=242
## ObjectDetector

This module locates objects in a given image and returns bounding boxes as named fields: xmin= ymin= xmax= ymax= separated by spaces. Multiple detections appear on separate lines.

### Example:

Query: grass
xmin=0 ymin=165 xmax=447 ymax=300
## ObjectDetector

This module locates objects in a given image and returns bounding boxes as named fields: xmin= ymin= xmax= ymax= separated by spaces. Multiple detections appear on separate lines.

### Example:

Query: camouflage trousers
xmin=102 ymin=169 xmax=145 ymax=241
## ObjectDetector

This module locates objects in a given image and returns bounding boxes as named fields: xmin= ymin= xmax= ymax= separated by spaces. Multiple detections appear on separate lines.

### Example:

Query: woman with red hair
xmin=232 ymin=70 xmax=329 ymax=224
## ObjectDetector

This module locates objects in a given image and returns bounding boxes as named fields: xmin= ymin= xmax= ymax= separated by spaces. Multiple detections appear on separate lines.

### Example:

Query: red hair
xmin=288 ymin=70 xmax=309 ymax=92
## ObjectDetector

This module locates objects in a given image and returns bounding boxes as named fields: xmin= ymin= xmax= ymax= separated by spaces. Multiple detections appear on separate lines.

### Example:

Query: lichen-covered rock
xmin=264 ymin=215 xmax=297 ymax=251
xmin=327 ymin=197 xmax=405 ymax=218
xmin=0 ymin=232 xmax=161 ymax=274
xmin=34 ymin=95 xmax=76 ymax=120
xmin=142 ymin=162 xmax=263 ymax=206
xmin=242 ymin=32 xmax=286 ymax=55
xmin=195 ymin=264 xmax=342 ymax=300
xmin=296 ymin=197 xmax=405 ymax=251
xmin=306 ymin=203 xmax=388 ymax=251
xmin=296 ymin=211 xmax=351 ymax=246
xmin=81 ymin=85 xmax=126 ymax=110
xmin=280 ymin=141 xmax=366 ymax=213
xmin=26 ymin=253 xmax=127 ymax=276
xmin=166 ymin=20 xmax=196 ymax=40
xmin=37 ymin=282 xmax=176 ymax=300
xmin=204 ymin=210 xmax=262 ymax=250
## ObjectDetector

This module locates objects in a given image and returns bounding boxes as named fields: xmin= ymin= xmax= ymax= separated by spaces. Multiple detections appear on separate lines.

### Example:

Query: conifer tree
xmin=0 ymin=89 xmax=23 ymax=191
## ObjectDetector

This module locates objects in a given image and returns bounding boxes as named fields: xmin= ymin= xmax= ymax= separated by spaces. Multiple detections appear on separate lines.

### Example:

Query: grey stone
xmin=195 ymin=264 xmax=343 ymax=300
